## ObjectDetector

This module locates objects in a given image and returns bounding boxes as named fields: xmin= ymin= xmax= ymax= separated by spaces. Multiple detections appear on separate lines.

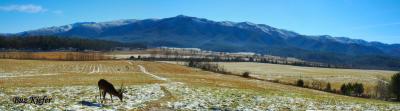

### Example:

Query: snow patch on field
xmin=0 ymin=84 xmax=165 ymax=110
xmin=291 ymin=67 xmax=311 ymax=71
xmin=161 ymin=82 xmax=400 ymax=110
xmin=1 ymin=82 xmax=400 ymax=110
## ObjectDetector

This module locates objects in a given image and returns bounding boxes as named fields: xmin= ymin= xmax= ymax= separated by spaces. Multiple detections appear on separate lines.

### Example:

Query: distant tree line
xmin=257 ymin=57 xmax=344 ymax=69
xmin=129 ymin=53 xmax=346 ymax=69
xmin=0 ymin=52 xmax=110 ymax=61
xmin=186 ymin=60 xmax=230 ymax=74
xmin=184 ymin=60 xmax=254 ymax=79
xmin=0 ymin=35 xmax=146 ymax=51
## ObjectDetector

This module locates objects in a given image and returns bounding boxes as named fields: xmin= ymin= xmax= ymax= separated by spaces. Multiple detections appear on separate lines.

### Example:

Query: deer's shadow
xmin=78 ymin=101 xmax=102 ymax=107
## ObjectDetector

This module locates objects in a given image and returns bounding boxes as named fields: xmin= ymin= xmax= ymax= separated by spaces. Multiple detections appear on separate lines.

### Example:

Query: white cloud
xmin=0 ymin=4 xmax=47 ymax=13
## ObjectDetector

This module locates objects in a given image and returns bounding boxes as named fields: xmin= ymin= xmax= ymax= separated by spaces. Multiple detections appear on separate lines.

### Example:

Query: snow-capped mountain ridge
xmin=19 ymin=15 xmax=391 ymax=46
xmin=14 ymin=15 xmax=400 ymax=61
xmin=8 ymin=15 xmax=400 ymax=70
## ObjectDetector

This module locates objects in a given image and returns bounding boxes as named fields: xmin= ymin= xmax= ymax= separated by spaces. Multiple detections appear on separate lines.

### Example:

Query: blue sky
xmin=0 ymin=0 xmax=399 ymax=44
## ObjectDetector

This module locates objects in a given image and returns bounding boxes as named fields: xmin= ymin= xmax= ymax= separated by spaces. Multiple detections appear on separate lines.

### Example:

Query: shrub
xmin=129 ymin=56 xmax=135 ymax=60
xmin=375 ymin=79 xmax=390 ymax=100
xmin=340 ymin=82 xmax=364 ymax=96
xmin=272 ymin=79 xmax=280 ymax=83
xmin=341 ymin=83 xmax=353 ymax=95
xmin=311 ymin=80 xmax=322 ymax=89
xmin=188 ymin=60 xmax=195 ymax=67
xmin=325 ymin=83 xmax=332 ymax=92
xmin=340 ymin=84 xmax=348 ymax=95
xmin=242 ymin=72 xmax=250 ymax=78
xmin=331 ymin=88 xmax=338 ymax=94
xmin=346 ymin=83 xmax=355 ymax=95
xmin=296 ymin=79 xmax=304 ymax=87
xmin=390 ymin=72 xmax=400 ymax=101
xmin=354 ymin=83 xmax=364 ymax=96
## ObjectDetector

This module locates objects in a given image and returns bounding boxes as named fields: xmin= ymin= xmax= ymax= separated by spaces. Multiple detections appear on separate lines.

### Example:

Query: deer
xmin=98 ymin=79 xmax=125 ymax=103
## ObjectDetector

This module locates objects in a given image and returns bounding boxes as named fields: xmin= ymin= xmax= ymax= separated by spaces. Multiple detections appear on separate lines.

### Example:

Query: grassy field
xmin=0 ymin=59 xmax=161 ymax=87
xmin=217 ymin=62 xmax=397 ymax=95
xmin=0 ymin=59 xmax=399 ymax=110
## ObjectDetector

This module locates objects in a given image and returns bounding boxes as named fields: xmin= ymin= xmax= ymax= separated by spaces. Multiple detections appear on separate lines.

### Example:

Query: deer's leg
xmin=110 ymin=93 xmax=113 ymax=103
xmin=99 ymin=89 xmax=102 ymax=102
xmin=102 ymin=92 xmax=106 ymax=102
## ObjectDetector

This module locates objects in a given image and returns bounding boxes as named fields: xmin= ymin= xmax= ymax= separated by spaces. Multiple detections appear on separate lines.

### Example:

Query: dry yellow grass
xmin=141 ymin=61 xmax=400 ymax=105
xmin=0 ymin=59 xmax=163 ymax=87
xmin=217 ymin=62 xmax=397 ymax=94
xmin=0 ymin=59 xmax=399 ymax=107
xmin=0 ymin=73 xmax=163 ymax=87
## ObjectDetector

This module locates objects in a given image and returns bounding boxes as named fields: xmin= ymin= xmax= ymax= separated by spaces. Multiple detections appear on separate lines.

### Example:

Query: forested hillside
xmin=0 ymin=36 xmax=146 ymax=51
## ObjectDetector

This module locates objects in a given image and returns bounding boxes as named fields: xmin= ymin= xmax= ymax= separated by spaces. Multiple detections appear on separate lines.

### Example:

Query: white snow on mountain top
xmin=218 ymin=21 xmax=236 ymax=27
xmin=21 ymin=15 xmax=300 ymax=39
xmin=25 ymin=25 xmax=73 ymax=35
xmin=20 ymin=15 xmax=380 ymax=45
xmin=69 ymin=19 xmax=139 ymax=30
xmin=83 ymin=19 xmax=138 ymax=28
xmin=22 ymin=19 xmax=140 ymax=35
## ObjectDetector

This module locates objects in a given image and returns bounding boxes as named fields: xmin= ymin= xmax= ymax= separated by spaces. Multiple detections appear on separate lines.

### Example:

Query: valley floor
xmin=0 ymin=59 xmax=399 ymax=110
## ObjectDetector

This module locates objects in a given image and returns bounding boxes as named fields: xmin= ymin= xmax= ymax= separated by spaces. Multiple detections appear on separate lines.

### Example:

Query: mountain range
xmin=13 ymin=15 xmax=400 ymax=70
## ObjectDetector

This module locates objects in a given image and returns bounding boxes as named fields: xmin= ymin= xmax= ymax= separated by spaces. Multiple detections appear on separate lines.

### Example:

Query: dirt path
xmin=137 ymin=65 xmax=168 ymax=81
xmin=133 ymin=63 xmax=177 ymax=110
xmin=139 ymin=86 xmax=175 ymax=111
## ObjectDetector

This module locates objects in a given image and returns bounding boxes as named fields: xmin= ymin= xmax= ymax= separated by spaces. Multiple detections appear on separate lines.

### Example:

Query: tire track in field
xmin=126 ymin=61 xmax=168 ymax=81
xmin=89 ymin=64 xmax=101 ymax=74
xmin=137 ymin=65 xmax=168 ymax=81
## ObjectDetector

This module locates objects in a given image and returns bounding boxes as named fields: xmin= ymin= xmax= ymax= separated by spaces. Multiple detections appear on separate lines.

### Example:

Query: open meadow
xmin=217 ymin=62 xmax=397 ymax=95
xmin=0 ymin=59 xmax=399 ymax=110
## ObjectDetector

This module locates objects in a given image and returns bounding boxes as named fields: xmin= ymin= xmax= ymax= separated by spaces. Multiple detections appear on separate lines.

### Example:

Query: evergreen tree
xmin=297 ymin=79 xmax=304 ymax=87
xmin=354 ymin=83 xmax=364 ymax=96
xmin=340 ymin=84 xmax=347 ymax=95
xmin=390 ymin=72 xmax=400 ymax=100
xmin=325 ymin=83 xmax=332 ymax=92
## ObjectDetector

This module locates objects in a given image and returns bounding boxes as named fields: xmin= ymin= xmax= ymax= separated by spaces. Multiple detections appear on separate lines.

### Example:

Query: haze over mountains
xmin=12 ymin=15 xmax=400 ymax=70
